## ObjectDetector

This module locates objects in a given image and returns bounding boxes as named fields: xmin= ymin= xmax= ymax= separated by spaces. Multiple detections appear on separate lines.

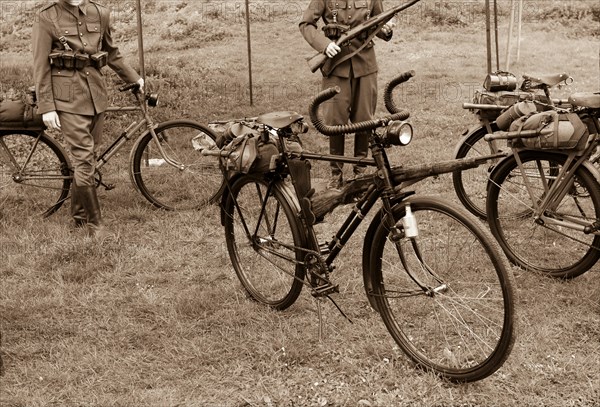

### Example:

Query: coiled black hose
xmin=309 ymin=71 xmax=414 ymax=136
xmin=384 ymin=70 xmax=415 ymax=114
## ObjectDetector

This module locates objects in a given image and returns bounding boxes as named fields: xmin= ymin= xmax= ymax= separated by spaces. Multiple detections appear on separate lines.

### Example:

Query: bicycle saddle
xmin=257 ymin=111 xmax=303 ymax=129
xmin=522 ymin=73 xmax=570 ymax=87
xmin=568 ymin=92 xmax=600 ymax=108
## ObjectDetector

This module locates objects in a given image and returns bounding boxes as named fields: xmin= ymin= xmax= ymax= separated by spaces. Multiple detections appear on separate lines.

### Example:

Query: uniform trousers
xmin=322 ymin=70 xmax=377 ymax=177
xmin=58 ymin=111 xmax=105 ymax=187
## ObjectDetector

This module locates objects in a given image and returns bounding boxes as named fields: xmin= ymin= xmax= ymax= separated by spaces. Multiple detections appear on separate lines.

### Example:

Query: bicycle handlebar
xmin=308 ymin=71 xmax=413 ymax=136
xmin=383 ymin=70 xmax=415 ymax=114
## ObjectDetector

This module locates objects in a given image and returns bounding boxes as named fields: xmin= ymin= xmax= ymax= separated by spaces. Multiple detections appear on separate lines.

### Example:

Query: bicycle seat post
xmin=542 ymin=85 xmax=555 ymax=107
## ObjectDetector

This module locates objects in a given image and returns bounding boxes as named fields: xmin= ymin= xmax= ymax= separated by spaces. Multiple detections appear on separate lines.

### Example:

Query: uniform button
xmin=65 ymin=30 xmax=69 ymax=34
xmin=78 ymin=21 xmax=82 ymax=25
xmin=86 ymin=71 xmax=90 ymax=75
xmin=348 ymin=5 xmax=352 ymax=8
xmin=58 ymin=71 xmax=61 ymax=74
xmin=80 ymin=33 xmax=83 ymax=36
xmin=83 ymin=42 xmax=87 ymax=46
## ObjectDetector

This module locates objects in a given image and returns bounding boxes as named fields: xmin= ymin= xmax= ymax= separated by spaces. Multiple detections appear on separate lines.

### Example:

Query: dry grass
xmin=1 ymin=1 xmax=600 ymax=406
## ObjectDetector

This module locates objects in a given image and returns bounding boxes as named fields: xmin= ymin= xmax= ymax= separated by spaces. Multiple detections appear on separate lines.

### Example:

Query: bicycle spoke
xmin=488 ymin=151 xmax=600 ymax=277
xmin=369 ymin=197 xmax=514 ymax=381
xmin=0 ymin=132 xmax=71 ymax=216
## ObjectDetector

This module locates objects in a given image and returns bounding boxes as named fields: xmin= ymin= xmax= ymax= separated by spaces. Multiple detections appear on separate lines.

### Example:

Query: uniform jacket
xmin=299 ymin=0 xmax=392 ymax=78
xmin=33 ymin=0 xmax=141 ymax=115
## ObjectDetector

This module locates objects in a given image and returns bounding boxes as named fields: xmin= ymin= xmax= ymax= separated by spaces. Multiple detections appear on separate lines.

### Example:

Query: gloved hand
xmin=381 ymin=20 xmax=396 ymax=36
xmin=325 ymin=42 xmax=341 ymax=58
xmin=137 ymin=77 xmax=145 ymax=93
xmin=42 ymin=111 xmax=61 ymax=130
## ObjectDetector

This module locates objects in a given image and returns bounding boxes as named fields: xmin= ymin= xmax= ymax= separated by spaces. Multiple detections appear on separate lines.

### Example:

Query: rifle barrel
xmin=306 ymin=0 xmax=422 ymax=73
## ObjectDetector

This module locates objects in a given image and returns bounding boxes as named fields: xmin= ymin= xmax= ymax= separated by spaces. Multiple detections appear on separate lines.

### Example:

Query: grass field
xmin=1 ymin=1 xmax=599 ymax=406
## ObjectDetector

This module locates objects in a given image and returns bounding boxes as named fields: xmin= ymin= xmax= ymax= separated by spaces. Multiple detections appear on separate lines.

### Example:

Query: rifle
xmin=306 ymin=0 xmax=422 ymax=74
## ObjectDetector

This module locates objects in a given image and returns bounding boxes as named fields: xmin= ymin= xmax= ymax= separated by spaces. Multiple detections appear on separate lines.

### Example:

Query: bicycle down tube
xmin=217 ymin=70 xmax=515 ymax=383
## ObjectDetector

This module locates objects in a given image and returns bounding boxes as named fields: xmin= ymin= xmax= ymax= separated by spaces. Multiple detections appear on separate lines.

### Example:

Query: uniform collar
xmin=59 ymin=0 xmax=90 ymax=16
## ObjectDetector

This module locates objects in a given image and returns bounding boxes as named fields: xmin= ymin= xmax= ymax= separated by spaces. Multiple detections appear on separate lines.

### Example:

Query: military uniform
xmin=33 ymin=0 xmax=141 ymax=234
xmin=299 ymin=0 xmax=392 ymax=188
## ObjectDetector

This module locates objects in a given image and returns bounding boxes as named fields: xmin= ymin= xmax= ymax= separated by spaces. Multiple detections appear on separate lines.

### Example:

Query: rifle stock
xmin=306 ymin=0 xmax=422 ymax=73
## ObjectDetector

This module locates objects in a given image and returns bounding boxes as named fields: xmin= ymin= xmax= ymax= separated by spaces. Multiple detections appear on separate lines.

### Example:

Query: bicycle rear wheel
xmin=223 ymin=175 xmax=306 ymax=310
xmin=368 ymin=196 xmax=515 ymax=382
xmin=452 ymin=123 xmax=501 ymax=219
xmin=0 ymin=130 xmax=71 ymax=217
xmin=130 ymin=120 xmax=224 ymax=210
xmin=487 ymin=151 xmax=600 ymax=278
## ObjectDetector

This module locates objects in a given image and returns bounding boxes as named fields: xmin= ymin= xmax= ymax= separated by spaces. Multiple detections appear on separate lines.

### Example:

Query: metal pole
xmin=245 ymin=0 xmax=254 ymax=106
xmin=485 ymin=0 xmax=492 ymax=74
xmin=136 ymin=0 xmax=145 ymax=81
xmin=516 ymin=0 xmax=523 ymax=63
xmin=506 ymin=0 xmax=516 ymax=71
xmin=493 ymin=0 xmax=499 ymax=71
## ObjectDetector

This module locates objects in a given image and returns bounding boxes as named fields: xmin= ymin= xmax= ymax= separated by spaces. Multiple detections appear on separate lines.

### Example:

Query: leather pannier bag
xmin=0 ymin=99 xmax=44 ymax=129
xmin=510 ymin=110 xmax=590 ymax=150
xmin=220 ymin=127 xmax=280 ymax=174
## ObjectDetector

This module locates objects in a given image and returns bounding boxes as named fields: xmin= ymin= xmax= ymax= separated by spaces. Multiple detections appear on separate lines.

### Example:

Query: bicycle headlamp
xmin=383 ymin=120 xmax=413 ymax=146
xmin=146 ymin=93 xmax=159 ymax=107
xmin=291 ymin=120 xmax=309 ymax=135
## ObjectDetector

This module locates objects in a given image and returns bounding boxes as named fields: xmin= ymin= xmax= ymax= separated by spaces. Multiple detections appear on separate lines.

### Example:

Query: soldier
xmin=33 ymin=0 xmax=144 ymax=236
xmin=300 ymin=0 xmax=394 ymax=189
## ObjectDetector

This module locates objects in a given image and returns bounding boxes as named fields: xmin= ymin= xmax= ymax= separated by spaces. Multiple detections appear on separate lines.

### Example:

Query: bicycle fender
xmin=452 ymin=124 xmax=487 ymax=158
xmin=219 ymin=174 xmax=248 ymax=226
xmin=219 ymin=176 xmax=301 ymax=226
xmin=27 ymin=131 xmax=72 ymax=169
xmin=361 ymin=191 xmax=414 ymax=311
xmin=277 ymin=180 xmax=302 ymax=213
xmin=584 ymin=159 xmax=600 ymax=184
xmin=128 ymin=127 xmax=152 ymax=193
xmin=487 ymin=151 xmax=600 ymax=192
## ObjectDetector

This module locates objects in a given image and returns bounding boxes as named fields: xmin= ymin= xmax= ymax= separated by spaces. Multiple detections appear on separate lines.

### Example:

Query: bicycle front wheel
xmin=452 ymin=123 xmax=501 ymax=219
xmin=369 ymin=196 xmax=515 ymax=382
xmin=223 ymin=175 xmax=306 ymax=310
xmin=487 ymin=151 xmax=600 ymax=278
xmin=130 ymin=120 xmax=224 ymax=210
xmin=0 ymin=130 xmax=71 ymax=217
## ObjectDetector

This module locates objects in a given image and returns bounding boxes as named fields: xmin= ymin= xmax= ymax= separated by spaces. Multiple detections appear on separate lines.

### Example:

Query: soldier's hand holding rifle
xmin=324 ymin=18 xmax=395 ymax=59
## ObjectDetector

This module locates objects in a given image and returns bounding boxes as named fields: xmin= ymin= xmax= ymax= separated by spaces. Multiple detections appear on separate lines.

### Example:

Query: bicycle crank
xmin=304 ymin=253 xmax=339 ymax=298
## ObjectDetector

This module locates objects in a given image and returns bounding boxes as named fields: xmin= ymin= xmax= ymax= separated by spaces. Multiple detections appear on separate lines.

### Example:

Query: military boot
xmin=71 ymin=183 xmax=87 ymax=228
xmin=327 ymin=162 xmax=343 ymax=190
xmin=348 ymin=165 xmax=367 ymax=183
xmin=79 ymin=186 xmax=109 ymax=239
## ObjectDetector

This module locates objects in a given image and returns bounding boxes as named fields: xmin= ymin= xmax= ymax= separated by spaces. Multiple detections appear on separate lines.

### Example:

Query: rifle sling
xmin=322 ymin=22 xmax=385 ymax=77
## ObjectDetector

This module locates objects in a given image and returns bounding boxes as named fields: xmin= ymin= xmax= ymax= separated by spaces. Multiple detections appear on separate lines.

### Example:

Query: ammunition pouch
xmin=90 ymin=51 xmax=108 ymax=69
xmin=322 ymin=23 xmax=349 ymax=40
xmin=49 ymin=50 xmax=108 ymax=70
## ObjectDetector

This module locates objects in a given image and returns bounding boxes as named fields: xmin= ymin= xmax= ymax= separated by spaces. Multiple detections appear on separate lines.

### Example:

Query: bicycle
xmin=484 ymin=90 xmax=600 ymax=279
xmin=207 ymin=71 xmax=516 ymax=382
xmin=452 ymin=72 xmax=584 ymax=219
xmin=0 ymin=83 xmax=224 ymax=217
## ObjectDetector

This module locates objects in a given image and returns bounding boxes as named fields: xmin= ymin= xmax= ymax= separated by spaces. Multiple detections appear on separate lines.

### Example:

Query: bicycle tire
xmin=223 ymin=175 xmax=306 ymax=310
xmin=487 ymin=150 xmax=600 ymax=278
xmin=368 ymin=196 xmax=515 ymax=382
xmin=452 ymin=123 xmax=501 ymax=219
xmin=0 ymin=130 xmax=71 ymax=217
xmin=130 ymin=119 xmax=225 ymax=211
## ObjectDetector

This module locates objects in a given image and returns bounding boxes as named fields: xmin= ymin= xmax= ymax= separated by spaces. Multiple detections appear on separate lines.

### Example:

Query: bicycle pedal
xmin=311 ymin=283 xmax=339 ymax=297
xmin=318 ymin=242 xmax=330 ymax=255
